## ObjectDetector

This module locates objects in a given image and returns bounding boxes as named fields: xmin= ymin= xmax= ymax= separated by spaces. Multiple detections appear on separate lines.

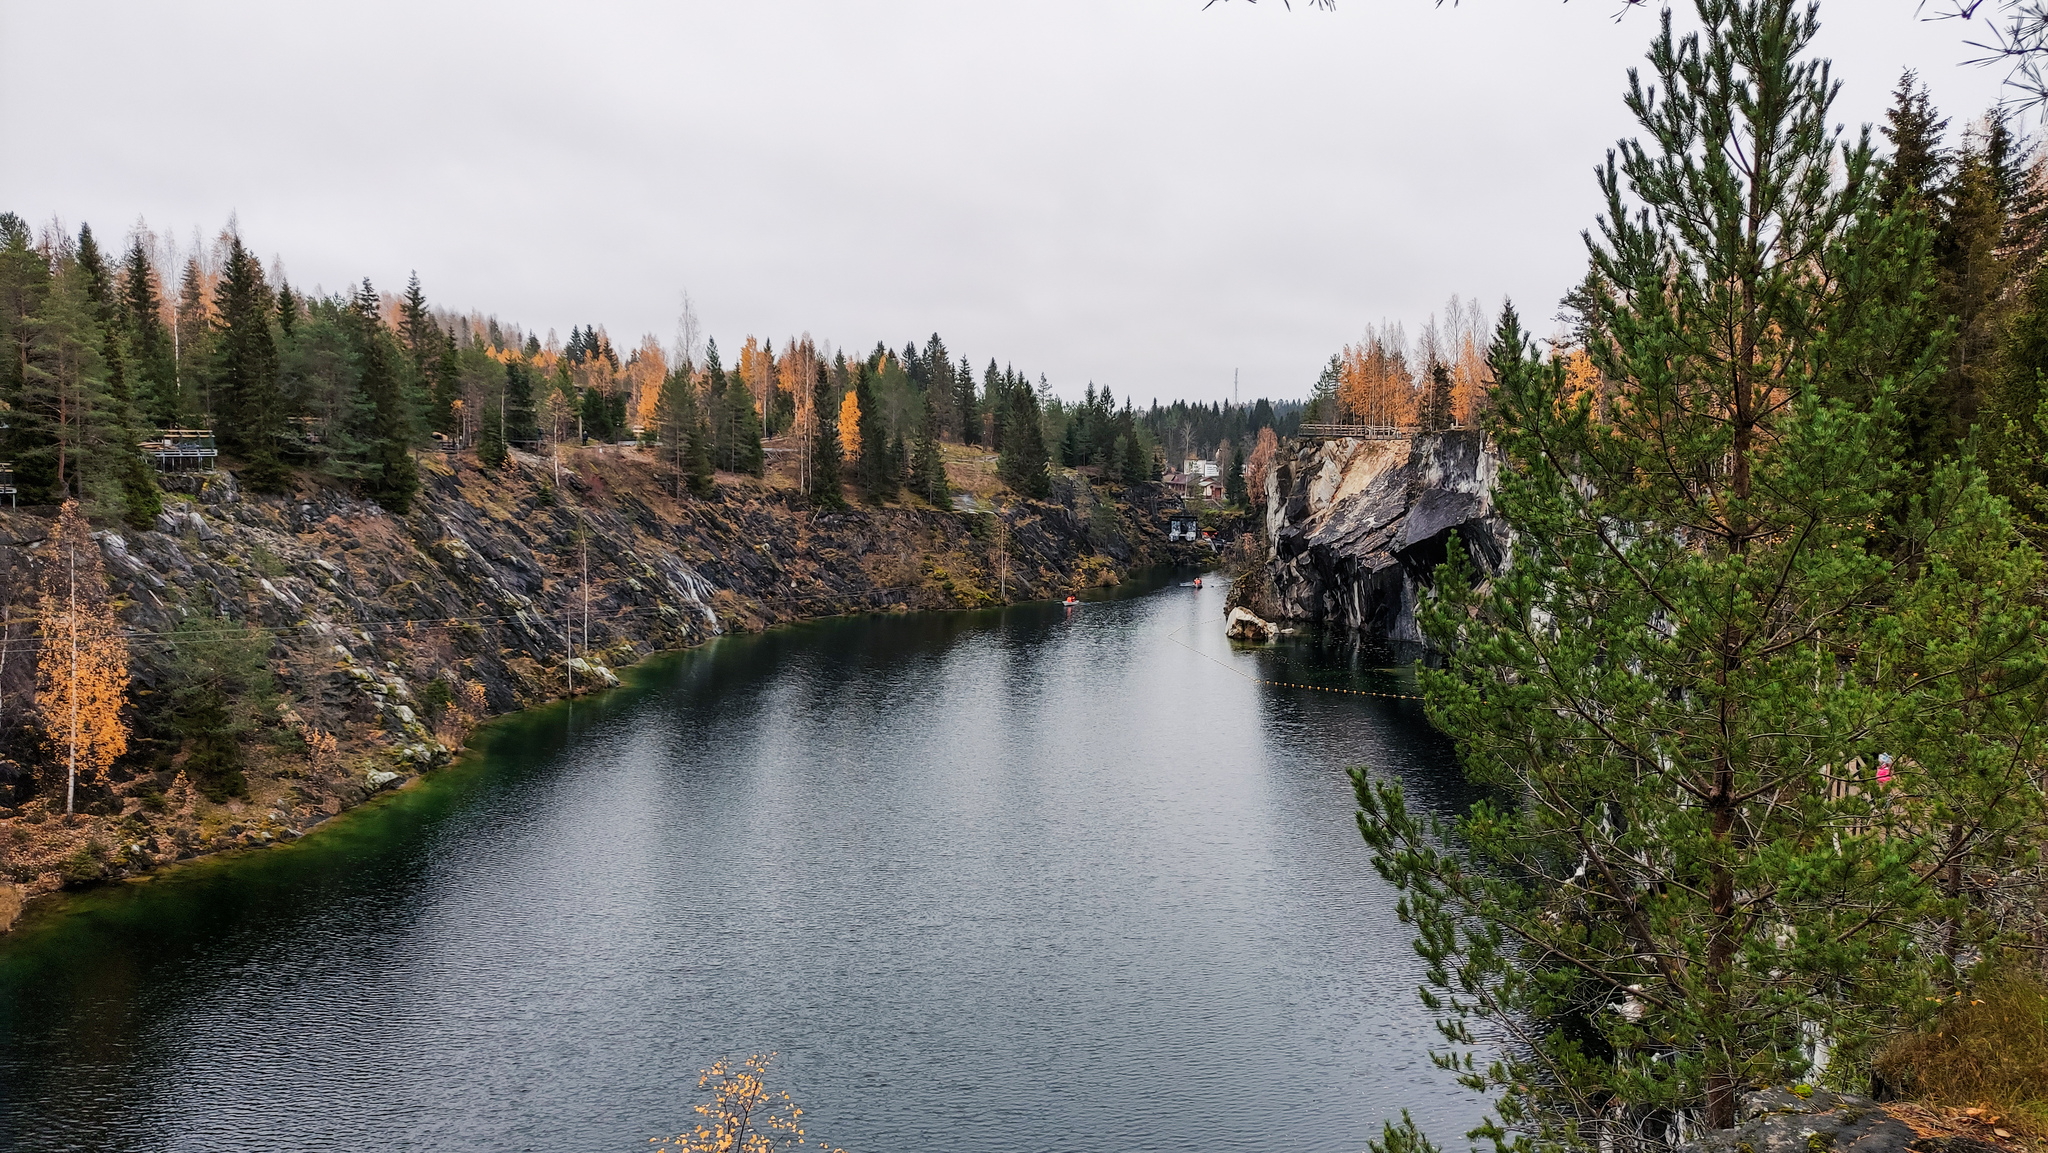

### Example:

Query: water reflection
xmin=1 ymin=576 xmax=1485 ymax=1153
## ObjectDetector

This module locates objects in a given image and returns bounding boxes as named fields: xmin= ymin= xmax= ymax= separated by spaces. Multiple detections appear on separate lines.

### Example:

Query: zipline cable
xmin=1164 ymin=613 xmax=1426 ymax=703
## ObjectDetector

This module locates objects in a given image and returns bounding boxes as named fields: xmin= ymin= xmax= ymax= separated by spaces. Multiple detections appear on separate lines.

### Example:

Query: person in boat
xmin=1063 ymin=595 xmax=1078 ymax=606
xmin=1192 ymin=577 xmax=1202 ymax=588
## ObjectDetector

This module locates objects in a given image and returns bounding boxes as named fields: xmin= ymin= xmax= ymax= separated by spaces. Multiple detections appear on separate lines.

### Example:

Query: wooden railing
xmin=1296 ymin=423 xmax=1473 ymax=440
xmin=1297 ymin=423 xmax=1407 ymax=439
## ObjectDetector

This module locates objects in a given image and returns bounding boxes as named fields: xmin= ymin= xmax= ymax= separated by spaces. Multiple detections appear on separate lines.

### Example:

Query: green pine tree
xmin=1877 ymin=69 xmax=1950 ymax=213
xmin=854 ymin=363 xmax=894 ymax=501
xmin=351 ymin=280 xmax=418 ymax=512
xmin=806 ymin=361 xmax=844 ymax=508
xmin=75 ymin=225 xmax=161 ymax=527
xmin=955 ymin=354 xmax=979 ymax=445
xmin=398 ymin=272 xmax=437 ymax=377
xmin=912 ymin=384 xmax=947 ymax=505
xmin=997 ymin=378 xmax=1049 ymax=499
xmin=119 ymin=232 xmax=178 ymax=428
xmin=1417 ymin=361 xmax=1454 ymax=433
xmin=656 ymin=361 xmax=714 ymax=498
xmin=477 ymin=385 xmax=508 ymax=469
xmin=1357 ymin=4 xmax=2048 ymax=1140
xmin=505 ymin=358 xmax=537 ymax=443
xmin=212 ymin=235 xmax=289 ymax=491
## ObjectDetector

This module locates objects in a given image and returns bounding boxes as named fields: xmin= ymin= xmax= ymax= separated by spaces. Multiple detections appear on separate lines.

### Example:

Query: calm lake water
xmin=0 ymin=575 xmax=1485 ymax=1153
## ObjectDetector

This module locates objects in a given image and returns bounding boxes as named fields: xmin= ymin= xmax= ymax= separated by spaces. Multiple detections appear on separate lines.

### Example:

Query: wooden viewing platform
xmin=141 ymin=430 xmax=219 ymax=471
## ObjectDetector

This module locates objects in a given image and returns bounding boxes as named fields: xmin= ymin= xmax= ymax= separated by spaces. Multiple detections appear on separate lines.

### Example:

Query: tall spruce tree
xmin=955 ymin=354 xmax=979 ymax=445
xmin=0 ymin=214 xmax=52 ymax=495
xmin=911 ymin=383 xmax=948 ymax=505
xmin=1877 ymin=69 xmax=1950 ymax=213
xmin=15 ymin=251 xmax=110 ymax=506
xmin=1357 ymin=4 xmax=2048 ymax=1143
xmin=923 ymin=333 xmax=955 ymax=439
xmin=120 ymin=232 xmax=178 ymax=427
xmin=985 ymin=360 xmax=1006 ymax=449
xmin=1417 ymin=361 xmax=1455 ymax=433
xmin=656 ymin=361 xmax=713 ymax=498
xmin=398 ymin=272 xmax=437 ymax=378
xmin=505 ymin=358 xmax=537 ymax=443
xmin=806 ymin=361 xmax=845 ymax=507
xmin=853 ymin=362 xmax=894 ymax=501
xmin=75 ymin=225 xmax=161 ymax=526
xmin=997 ymin=377 xmax=1049 ymax=498
xmin=212 ymin=235 xmax=289 ymax=491
xmin=351 ymin=280 xmax=418 ymax=512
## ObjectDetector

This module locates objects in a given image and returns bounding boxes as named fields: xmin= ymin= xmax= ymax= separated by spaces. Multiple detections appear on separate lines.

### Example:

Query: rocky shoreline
xmin=0 ymin=446 xmax=1185 ymax=931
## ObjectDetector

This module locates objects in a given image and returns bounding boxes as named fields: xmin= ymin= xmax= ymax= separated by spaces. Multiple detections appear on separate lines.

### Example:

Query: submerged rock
xmin=1225 ymin=606 xmax=1276 ymax=643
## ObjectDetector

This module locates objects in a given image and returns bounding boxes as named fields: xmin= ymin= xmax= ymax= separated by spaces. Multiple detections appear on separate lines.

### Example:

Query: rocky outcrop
xmin=1249 ymin=430 xmax=1506 ymax=645
xmin=0 ymin=447 xmax=1176 ymax=917
xmin=1678 ymin=1089 xmax=2009 ymax=1153
xmin=1225 ymin=606 xmax=1277 ymax=643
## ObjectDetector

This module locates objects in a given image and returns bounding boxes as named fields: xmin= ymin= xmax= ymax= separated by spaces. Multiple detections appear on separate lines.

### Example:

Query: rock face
xmin=0 ymin=448 xmax=1176 ymax=913
xmin=1679 ymin=1089 xmax=1981 ymax=1153
xmin=1251 ymin=431 xmax=1507 ymax=645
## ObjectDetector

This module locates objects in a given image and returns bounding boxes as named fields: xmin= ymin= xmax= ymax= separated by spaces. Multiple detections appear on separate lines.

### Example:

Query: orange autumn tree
xmin=739 ymin=335 xmax=776 ymax=423
xmin=655 ymin=1053 xmax=843 ymax=1153
xmin=1335 ymin=325 xmax=1415 ymax=427
xmin=1246 ymin=426 xmax=1280 ymax=502
xmin=629 ymin=334 xmax=669 ymax=433
xmin=36 ymin=500 xmax=129 ymax=814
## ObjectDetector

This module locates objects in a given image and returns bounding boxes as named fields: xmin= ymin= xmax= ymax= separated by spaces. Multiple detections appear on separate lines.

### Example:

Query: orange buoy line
xmin=1165 ymin=616 xmax=1425 ymax=702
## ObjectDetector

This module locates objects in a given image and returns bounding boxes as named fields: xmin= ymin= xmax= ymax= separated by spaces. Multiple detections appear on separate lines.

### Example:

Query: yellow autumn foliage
xmin=838 ymin=390 xmax=862 ymax=459
xmin=36 ymin=500 xmax=129 ymax=812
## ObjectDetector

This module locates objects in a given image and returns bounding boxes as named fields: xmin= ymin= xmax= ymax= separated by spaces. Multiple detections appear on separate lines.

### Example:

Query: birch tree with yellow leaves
xmin=36 ymin=500 xmax=128 ymax=815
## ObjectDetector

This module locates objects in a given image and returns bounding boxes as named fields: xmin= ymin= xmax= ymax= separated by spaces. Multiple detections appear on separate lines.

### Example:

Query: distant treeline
xmin=0 ymin=214 xmax=1305 ymax=520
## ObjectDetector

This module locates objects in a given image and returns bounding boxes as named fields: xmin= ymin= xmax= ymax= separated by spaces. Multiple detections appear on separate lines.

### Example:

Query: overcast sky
xmin=0 ymin=1 xmax=2016 ymax=404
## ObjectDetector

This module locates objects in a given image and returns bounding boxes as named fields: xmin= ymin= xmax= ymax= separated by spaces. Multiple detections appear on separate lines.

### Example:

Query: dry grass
xmin=1876 ymin=963 xmax=2048 ymax=1139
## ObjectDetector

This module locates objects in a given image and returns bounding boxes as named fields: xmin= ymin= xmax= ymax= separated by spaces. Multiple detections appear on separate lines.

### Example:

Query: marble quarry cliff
xmin=1244 ymin=430 xmax=1508 ymax=646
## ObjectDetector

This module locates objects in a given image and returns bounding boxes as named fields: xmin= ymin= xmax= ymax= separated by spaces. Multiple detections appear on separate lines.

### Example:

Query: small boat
xmin=1063 ymin=595 xmax=1079 ymax=606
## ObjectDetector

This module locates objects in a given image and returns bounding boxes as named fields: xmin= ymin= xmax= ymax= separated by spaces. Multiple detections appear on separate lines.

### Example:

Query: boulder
xmin=1225 ymin=606 xmax=1276 ymax=643
xmin=364 ymin=769 xmax=403 ymax=791
xmin=1680 ymin=1089 xmax=1915 ymax=1153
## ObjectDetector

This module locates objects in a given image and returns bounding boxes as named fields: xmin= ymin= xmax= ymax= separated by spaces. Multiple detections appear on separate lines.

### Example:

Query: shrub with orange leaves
xmin=654 ymin=1053 xmax=843 ymax=1153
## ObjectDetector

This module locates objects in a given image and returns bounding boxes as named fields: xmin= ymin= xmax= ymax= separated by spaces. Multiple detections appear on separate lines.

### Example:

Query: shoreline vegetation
xmin=0 ymin=435 xmax=1202 ymax=935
